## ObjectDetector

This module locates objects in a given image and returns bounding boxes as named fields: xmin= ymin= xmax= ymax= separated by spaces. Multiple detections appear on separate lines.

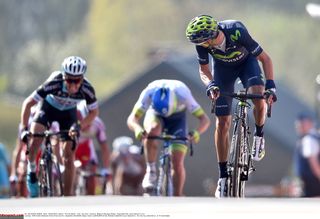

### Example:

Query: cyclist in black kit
xmin=186 ymin=15 xmax=277 ymax=197
xmin=20 ymin=56 xmax=99 ymax=197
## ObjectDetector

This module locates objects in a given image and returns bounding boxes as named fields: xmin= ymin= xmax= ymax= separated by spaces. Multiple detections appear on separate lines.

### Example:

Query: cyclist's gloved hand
xmin=264 ymin=80 xmax=277 ymax=103
xmin=9 ymin=175 xmax=18 ymax=183
xmin=134 ymin=127 xmax=146 ymax=141
xmin=20 ymin=128 xmax=30 ymax=144
xmin=188 ymin=130 xmax=200 ymax=144
xmin=69 ymin=121 xmax=81 ymax=138
xmin=206 ymin=81 xmax=220 ymax=99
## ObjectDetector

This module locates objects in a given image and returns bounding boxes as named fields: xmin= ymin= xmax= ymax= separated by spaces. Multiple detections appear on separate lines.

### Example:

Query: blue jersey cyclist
xmin=127 ymin=79 xmax=210 ymax=196
xmin=20 ymin=56 xmax=99 ymax=197
xmin=186 ymin=15 xmax=277 ymax=198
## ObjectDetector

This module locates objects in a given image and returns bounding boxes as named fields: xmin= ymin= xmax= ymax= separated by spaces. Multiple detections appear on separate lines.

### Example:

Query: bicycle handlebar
xmin=210 ymin=90 xmax=273 ymax=118
xmin=141 ymin=135 xmax=194 ymax=156
xmin=27 ymin=130 xmax=70 ymax=138
xmin=25 ymin=130 xmax=78 ymax=155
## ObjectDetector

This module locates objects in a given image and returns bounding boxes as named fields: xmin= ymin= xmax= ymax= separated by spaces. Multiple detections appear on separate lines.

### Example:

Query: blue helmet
xmin=151 ymin=87 xmax=177 ymax=117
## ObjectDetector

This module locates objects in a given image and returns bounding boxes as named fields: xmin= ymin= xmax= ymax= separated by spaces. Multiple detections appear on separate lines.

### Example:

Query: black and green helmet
xmin=186 ymin=15 xmax=218 ymax=44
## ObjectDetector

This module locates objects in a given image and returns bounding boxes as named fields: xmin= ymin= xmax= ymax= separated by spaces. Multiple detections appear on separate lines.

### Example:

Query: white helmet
xmin=112 ymin=136 xmax=134 ymax=154
xmin=62 ymin=56 xmax=87 ymax=76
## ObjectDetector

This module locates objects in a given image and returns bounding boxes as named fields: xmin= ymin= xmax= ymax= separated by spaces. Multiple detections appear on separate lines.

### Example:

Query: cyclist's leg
xmin=239 ymin=55 xmax=265 ymax=131
xmin=214 ymin=64 xmax=236 ymax=177
xmin=239 ymin=55 xmax=266 ymax=161
xmin=61 ymin=140 xmax=75 ymax=196
xmin=27 ymin=121 xmax=46 ymax=197
xmin=57 ymin=107 xmax=77 ymax=196
xmin=164 ymin=111 xmax=188 ymax=196
xmin=50 ymin=121 xmax=63 ymax=166
xmin=87 ymin=141 xmax=99 ymax=195
xmin=142 ymin=110 xmax=162 ymax=189
xmin=143 ymin=110 xmax=162 ymax=161
xmin=171 ymin=145 xmax=187 ymax=196
xmin=85 ymin=163 xmax=97 ymax=195
xmin=213 ymin=64 xmax=237 ymax=197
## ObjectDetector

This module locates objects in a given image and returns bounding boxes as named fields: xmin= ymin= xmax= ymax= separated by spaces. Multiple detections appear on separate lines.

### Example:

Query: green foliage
xmin=0 ymin=99 xmax=20 ymax=152
xmin=87 ymin=0 xmax=185 ymax=89
xmin=0 ymin=74 xmax=8 ymax=93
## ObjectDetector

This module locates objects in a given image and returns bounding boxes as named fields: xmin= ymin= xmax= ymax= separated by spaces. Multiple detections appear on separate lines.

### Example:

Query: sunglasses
xmin=65 ymin=77 xmax=83 ymax=84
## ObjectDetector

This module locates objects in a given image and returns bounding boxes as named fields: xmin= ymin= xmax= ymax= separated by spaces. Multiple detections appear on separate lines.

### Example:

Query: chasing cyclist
xmin=74 ymin=104 xmax=111 ymax=195
xmin=127 ymin=79 xmax=210 ymax=196
xmin=20 ymin=56 xmax=99 ymax=197
xmin=186 ymin=15 xmax=277 ymax=197
xmin=10 ymin=108 xmax=61 ymax=198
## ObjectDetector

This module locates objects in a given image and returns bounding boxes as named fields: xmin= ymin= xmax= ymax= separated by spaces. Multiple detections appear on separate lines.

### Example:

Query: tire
xmin=46 ymin=158 xmax=54 ymax=196
xmin=228 ymin=120 xmax=243 ymax=197
xmin=38 ymin=159 xmax=48 ymax=197
xmin=158 ymin=156 xmax=173 ymax=196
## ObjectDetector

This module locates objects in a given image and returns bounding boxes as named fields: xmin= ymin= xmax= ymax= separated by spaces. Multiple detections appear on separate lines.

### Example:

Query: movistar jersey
xmin=196 ymin=20 xmax=263 ymax=66
xmin=31 ymin=71 xmax=98 ymax=111
xmin=133 ymin=79 xmax=202 ymax=117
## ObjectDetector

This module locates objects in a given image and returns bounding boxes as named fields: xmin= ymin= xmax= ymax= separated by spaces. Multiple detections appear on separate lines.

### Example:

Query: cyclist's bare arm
xmin=21 ymin=96 xmax=37 ymax=129
xmin=194 ymin=111 xmax=210 ymax=135
xmin=199 ymin=64 xmax=213 ymax=86
xmin=81 ymin=108 xmax=99 ymax=129
xmin=256 ymin=51 xmax=274 ymax=81
xmin=127 ymin=111 xmax=143 ymax=132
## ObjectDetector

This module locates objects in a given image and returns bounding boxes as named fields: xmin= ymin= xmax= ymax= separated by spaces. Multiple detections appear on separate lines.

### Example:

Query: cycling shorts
xmin=213 ymin=55 xmax=264 ymax=116
xmin=143 ymin=110 xmax=188 ymax=154
xmin=33 ymin=100 xmax=77 ymax=141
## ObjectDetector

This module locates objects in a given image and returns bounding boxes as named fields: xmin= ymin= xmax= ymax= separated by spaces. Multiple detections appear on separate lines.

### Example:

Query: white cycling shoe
xmin=142 ymin=171 xmax=157 ymax=189
xmin=252 ymin=136 xmax=266 ymax=161
xmin=215 ymin=177 xmax=227 ymax=198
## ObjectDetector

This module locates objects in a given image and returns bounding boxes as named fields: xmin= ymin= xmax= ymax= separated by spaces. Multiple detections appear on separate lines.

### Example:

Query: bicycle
xmin=211 ymin=89 xmax=272 ymax=197
xmin=144 ymin=133 xmax=193 ymax=196
xmin=74 ymin=160 xmax=110 ymax=196
xmin=26 ymin=130 xmax=76 ymax=197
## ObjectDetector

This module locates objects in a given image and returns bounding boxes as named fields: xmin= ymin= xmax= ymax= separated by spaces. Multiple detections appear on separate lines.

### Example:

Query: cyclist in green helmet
xmin=186 ymin=15 xmax=277 ymax=198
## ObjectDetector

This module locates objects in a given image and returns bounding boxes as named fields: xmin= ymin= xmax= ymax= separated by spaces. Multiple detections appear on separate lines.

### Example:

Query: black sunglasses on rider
xmin=65 ymin=77 xmax=83 ymax=84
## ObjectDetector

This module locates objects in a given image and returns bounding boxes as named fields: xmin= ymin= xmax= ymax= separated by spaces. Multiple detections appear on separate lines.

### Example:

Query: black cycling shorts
xmin=33 ymin=100 xmax=77 ymax=141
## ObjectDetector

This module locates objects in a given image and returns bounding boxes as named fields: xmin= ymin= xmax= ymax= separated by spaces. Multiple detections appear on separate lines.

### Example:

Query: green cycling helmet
xmin=186 ymin=15 xmax=219 ymax=44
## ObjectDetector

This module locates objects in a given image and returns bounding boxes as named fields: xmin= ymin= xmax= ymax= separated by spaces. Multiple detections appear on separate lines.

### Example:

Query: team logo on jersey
xmin=230 ymin=30 xmax=241 ymax=42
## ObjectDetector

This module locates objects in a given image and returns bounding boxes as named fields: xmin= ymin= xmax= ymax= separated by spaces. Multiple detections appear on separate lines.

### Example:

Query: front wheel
xmin=158 ymin=156 xmax=173 ymax=196
xmin=228 ymin=120 xmax=245 ymax=197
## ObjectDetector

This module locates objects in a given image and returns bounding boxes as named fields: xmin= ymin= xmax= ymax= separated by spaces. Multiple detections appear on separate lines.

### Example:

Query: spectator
xmin=0 ymin=142 xmax=10 ymax=198
xmin=74 ymin=104 xmax=111 ymax=195
xmin=294 ymin=113 xmax=320 ymax=197
xmin=110 ymin=136 xmax=145 ymax=196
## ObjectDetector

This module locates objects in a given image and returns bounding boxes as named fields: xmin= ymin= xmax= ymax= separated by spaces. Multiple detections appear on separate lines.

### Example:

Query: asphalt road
xmin=0 ymin=196 xmax=319 ymax=219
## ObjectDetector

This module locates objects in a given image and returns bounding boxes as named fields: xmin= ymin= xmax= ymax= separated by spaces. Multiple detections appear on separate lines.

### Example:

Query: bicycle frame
xmin=74 ymin=160 xmax=109 ymax=196
xmin=228 ymin=96 xmax=252 ymax=197
xmin=147 ymin=134 xmax=191 ymax=196
xmin=211 ymin=90 xmax=270 ymax=198
xmin=26 ymin=130 xmax=71 ymax=197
